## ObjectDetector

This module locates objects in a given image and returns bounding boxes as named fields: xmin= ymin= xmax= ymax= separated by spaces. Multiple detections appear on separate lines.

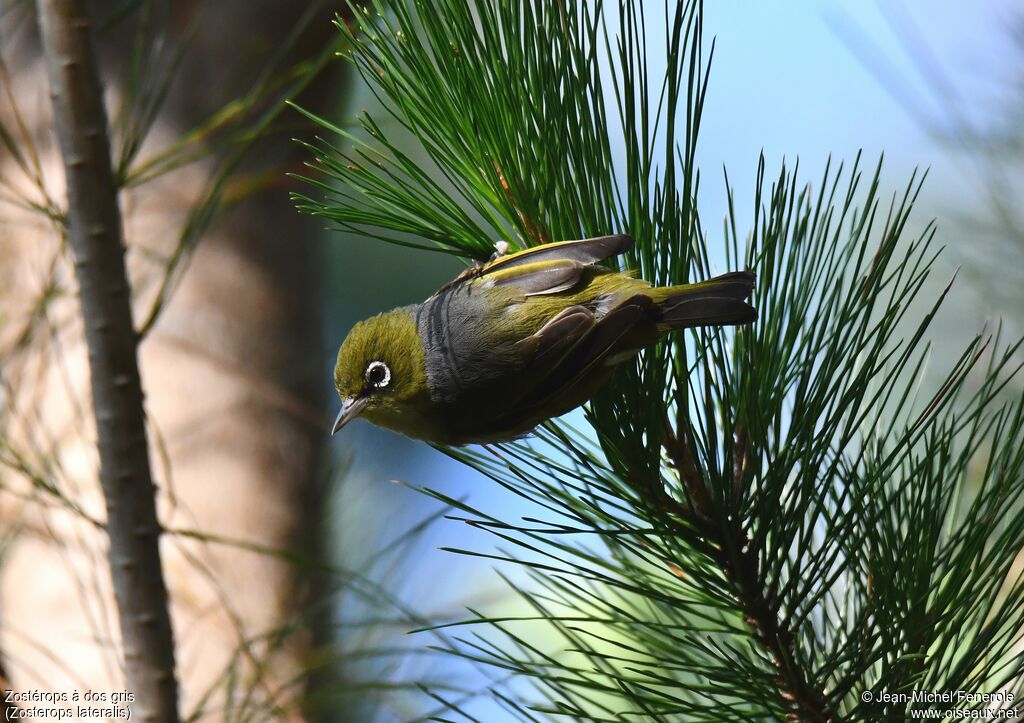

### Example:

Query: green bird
xmin=332 ymin=235 xmax=755 ymax=445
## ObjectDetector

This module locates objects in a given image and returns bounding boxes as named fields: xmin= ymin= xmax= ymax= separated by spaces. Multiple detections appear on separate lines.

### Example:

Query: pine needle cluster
xmin=296 ymin=1 xmax=1024 ymax=719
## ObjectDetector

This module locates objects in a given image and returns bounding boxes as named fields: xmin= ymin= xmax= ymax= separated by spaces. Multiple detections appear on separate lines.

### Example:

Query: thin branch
xmin=35 ymin=1 xmax=179 ymax=721
xmin=661 ymin=424 xmax=840 ymax=723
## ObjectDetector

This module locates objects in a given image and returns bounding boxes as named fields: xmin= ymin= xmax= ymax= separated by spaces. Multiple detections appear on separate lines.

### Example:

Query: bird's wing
xmin=454 ymin=234 xmax=635 ymax=298
xmin=483 ymin=234 xmax=635 ymax=274
xmin=481 ymin=259 xmax=585 ymax=297
xmin=511 ymin=295 xmax=652 ymax=411
xmin=513 ymin=305 xmax=597 ymax=364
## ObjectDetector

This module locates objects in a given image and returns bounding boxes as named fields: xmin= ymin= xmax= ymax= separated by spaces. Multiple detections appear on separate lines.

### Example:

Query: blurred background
xmin=1 ymin=0 xmax=1022 ymax=721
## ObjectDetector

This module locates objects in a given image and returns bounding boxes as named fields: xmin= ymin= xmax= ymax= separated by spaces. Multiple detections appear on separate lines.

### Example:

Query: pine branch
xmin=297 ymin=0 xmax=1024 ymax=719
xmin=660 ymin=427 xmax=839 ymax=722
xmin=35 ymin=1 xmax=179 ymax=720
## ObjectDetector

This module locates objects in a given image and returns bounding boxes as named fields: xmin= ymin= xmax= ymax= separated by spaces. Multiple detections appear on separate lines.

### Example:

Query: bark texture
xmin=34 ymin=0 xmax=179 ymax=720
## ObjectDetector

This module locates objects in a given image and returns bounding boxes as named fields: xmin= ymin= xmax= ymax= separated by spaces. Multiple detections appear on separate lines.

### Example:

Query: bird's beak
xmin=332 ymin=396 xmax=369 ymax=436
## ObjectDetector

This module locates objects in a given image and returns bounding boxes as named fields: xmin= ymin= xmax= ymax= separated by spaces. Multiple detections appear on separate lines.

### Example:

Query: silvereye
xmin=332 ymin=235 xmax=755 ymax=445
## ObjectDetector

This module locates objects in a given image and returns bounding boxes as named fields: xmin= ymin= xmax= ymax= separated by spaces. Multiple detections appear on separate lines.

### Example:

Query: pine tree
xmin=297 ymin=1 xmax=1024 ymax=719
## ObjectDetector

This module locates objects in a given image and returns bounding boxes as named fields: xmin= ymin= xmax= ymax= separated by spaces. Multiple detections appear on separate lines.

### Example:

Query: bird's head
xmin=332 ymin=308 xmax=428 ymax=436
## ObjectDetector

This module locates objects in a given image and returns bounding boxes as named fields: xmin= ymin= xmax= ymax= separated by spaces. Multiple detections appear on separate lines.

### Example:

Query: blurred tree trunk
xmin=0 ymin=1 xmax=347 ymax=719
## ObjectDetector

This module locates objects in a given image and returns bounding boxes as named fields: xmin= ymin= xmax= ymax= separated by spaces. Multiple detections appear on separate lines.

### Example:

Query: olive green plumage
xmin=333 ymin=235 xmax=756 ymax=445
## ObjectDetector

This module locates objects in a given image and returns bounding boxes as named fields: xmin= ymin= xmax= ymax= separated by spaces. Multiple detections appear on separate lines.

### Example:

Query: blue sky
xmin=700 ymin=1 xmax=1016 ymax=198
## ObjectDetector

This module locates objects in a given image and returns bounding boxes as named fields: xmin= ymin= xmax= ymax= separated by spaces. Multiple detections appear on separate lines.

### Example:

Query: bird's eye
xmin=365 ymin=360 xmax=391 ymax=389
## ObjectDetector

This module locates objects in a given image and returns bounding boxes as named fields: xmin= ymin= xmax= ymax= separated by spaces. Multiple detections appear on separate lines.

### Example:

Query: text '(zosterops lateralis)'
xmin=332 ymin=235 xmax=755 ymax=445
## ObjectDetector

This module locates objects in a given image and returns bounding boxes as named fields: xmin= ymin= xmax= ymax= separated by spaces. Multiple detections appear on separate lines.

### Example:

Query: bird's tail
xmin=653 ymin=271 xmax=757 ymax=330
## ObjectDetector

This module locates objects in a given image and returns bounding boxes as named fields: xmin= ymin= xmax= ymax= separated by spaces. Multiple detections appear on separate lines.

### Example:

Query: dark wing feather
xmin=483 ymin=259 xmax=585 ymax=297
xmin=456 ymin=234 xmax=634 ymax=298
xmin=431 ymin=235 xmax=633 ymax=300
xmin=515 ymin=295 xmax=651 ymax=410
xmin=482 ymin=234 xmax=635 ymax=274
xmin=514 ymin=305 xmax=596 ymax=364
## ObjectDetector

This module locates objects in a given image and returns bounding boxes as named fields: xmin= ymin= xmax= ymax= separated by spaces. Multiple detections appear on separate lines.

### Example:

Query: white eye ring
xmin=365 ymin=360 xmax=391 ymax=389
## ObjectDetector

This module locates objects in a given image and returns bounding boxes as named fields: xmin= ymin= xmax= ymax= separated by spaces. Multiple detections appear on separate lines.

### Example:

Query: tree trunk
xmin=0 ymin=1 xmax=347 ymax=719
xmin=35 ymin=0 xmax=179 ymax=720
